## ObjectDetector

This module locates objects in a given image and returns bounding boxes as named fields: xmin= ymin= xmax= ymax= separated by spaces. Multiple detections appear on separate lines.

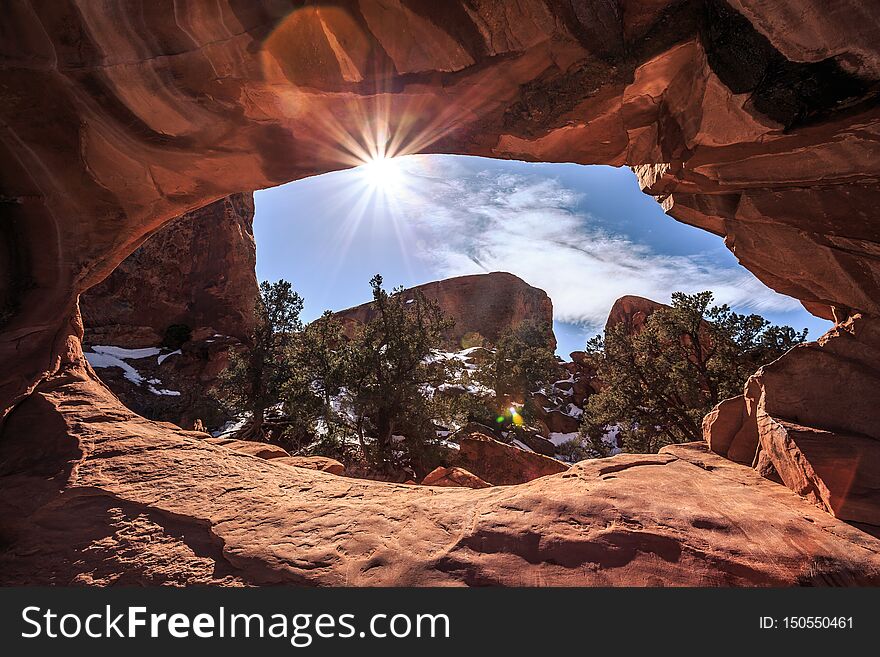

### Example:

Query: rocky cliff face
xmin=81 ymin=193 xmax=257 ymax=347
xmin=333 ymin=272 xmax=555 ymax=350
xmin=2 ymin=0 xmax=880 ymax=585
xmin=78 ymin=193 xmax=257 ymax=428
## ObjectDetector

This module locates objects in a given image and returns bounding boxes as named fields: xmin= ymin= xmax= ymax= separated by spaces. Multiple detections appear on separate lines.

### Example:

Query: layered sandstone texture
xmin=706 ymin=315 xmax=880 ymax=526
xmin=2 ymin=0 xmax=880 ymax=585
xmin=334 ymin=272 xmax=555 ymax=350
xmin=2 ymin=370 xmax=879 ymax=586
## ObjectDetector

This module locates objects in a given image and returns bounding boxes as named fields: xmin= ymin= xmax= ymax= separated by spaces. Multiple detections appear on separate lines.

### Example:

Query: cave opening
xmin=77 ymin=155 xmax=831 ymax=463
xmin=253 ymin=155 xmax=831 ymax=358
xmin=3 ymin=0 xmax=880 ymax=587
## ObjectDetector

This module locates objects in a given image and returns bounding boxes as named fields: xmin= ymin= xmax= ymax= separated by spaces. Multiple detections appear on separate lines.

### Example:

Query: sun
xmin=359 ymin=155 xmax=404 ymax=190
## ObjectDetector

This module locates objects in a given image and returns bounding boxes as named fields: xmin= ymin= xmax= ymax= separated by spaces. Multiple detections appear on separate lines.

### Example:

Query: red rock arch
xmin=1 ymin=1 xmax=879 ymax=585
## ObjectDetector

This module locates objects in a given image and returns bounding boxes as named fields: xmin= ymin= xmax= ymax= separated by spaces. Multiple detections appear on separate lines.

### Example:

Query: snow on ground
xmin=91 ymin=345 xmax=162 ymax=360
xmin=148 ymin=386 xmax=181 ymax=396
xmin=157 ymin=349 xmax=181 ymax=365
xmin=510 ymin=438 xmax=535 ymax=453
xmin=85 ymin=344 xmax=181 ymax=397
xmin=549 ymin=426 xmax=621 ymax=456
xmin=213 ymin=415 xmax=248 ymax=438
xmin=86 ymin=350 xmax=147 ymax=385
xmin=548 ymin=431 xmax=579 ymax=447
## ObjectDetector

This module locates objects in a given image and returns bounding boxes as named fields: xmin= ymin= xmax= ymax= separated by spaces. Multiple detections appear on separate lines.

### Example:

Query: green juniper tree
xmin=283 ymin=310 xmax=353 ymax=458
xmin=342 ymin=274 xmax=456 ymax=475
xmin=581 ymin=291 xmax=807 ymax=455
xmin=474 ymin=320 xmax=559 ymax=429
xmin=214 ymin=280 xmax=304 ymax=441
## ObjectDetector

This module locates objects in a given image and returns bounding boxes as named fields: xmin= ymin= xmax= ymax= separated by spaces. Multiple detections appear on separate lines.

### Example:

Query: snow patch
xmin=548 ymin=431 xmax=579 ymax=447
xmin=157 ymin=349 xmax=181 ymax=365
xmin=85 ymin=344 xmax=181 ymax=397
xmin=511 ymin=439 xmax=534 ymax=453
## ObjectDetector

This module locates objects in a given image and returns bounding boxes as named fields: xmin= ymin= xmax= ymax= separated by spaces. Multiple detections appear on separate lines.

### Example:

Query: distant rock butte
xmin=605 ymin=295 xmax=668 ymax=335
xmin=333 ymin=273 xmax=555 ymax=351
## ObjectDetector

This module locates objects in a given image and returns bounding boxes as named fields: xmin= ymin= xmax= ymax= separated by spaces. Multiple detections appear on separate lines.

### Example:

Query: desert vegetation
xmin=215 ymin=279 xmax=806 ymax=480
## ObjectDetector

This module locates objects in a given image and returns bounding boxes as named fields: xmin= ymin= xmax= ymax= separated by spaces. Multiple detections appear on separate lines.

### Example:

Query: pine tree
xmin=343 ymin=274 xmax=455 ymax=474
xmin=214 ymin=280 xmax=303 ymax=441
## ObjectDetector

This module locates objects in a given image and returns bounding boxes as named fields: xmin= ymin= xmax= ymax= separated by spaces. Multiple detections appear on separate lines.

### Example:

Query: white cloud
xmin=392 ymin=155 xmax=801 ymax=327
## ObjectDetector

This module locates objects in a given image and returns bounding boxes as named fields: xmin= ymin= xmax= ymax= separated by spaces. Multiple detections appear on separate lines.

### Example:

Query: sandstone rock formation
xmin=81 ymin=193 xmax=257 ymax=347
xmin=454 ymin=433 xmax=570 ymax=485
xmin=2 ymin=0 xmax=880 ymax=584
xmin=334 ymin=272 xmax=555 ymax=350
xmin=421 ymin=466 xmax=491 ymax=489
xmin=275 ymin=456 xmax=346 ymax=476
xmin=605 ymin=295 xmax=668 ymax=334
xmin=545 ymin=410 xmax=581 ymax=435
xmin=706 ymin=315 xmax=880 ymax=525
xmin=3 ymin=373 xmax=880 ymax=586
xmin=75 ymin=194 xmax=257 ymax=428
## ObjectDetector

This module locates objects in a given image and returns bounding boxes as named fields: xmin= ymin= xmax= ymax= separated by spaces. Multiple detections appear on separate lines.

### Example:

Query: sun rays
xmin=358 ymin=154 xmax=405 ymax=191
xmin=256 ymin=3 xmax=520 ymax=295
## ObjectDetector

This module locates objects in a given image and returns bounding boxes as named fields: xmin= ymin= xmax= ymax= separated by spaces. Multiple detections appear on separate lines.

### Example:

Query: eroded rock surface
xmin=76 ymin=194 xmax=257 ymax=429
xmin=81 ymin=193 xmax=257 ymax=347
xmin=4 ymin=0 xmax=879 ymax=421
xmin=2 ymin=371 xmax=879 ymax=586
xmin=421 ymin=466 xmax=490 ymax=489
xmin=2 ymin=0 xmax=880 ymax=585
xmin=705 ymin=315 xmax=880 ymax=524
xmin=275 ymin=456 xmax=346 ymax=476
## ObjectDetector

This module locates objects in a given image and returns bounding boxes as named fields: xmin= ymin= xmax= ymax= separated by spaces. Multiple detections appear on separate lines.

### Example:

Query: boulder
xmin=705 ymin=315 xmax=880 ymax=524
xmin=759 ymin=420 xmax=880 ymax=525
xmin=275 ymin=456 xmax=345 ymax=476
xmin=532 ymin=418 xmax=551 ymax=438
xmin=451 ymin=421 xmax=502 ymax=442
xmin=520 ymin=433 xmax=557 ymax=457
xmin=545 ymin=410 xmax=581 ymax=434
xmin=421 ymin=466 xmax=491 ymax=489
xmin=204 ymin=438 xmax=289 ymax=460
xmin=702 ymin=395 xmax=759 ymax=465
xmin=572 ymin=377 xmax=594 ymax=405
xmin=454 ymin=433 xmax=569 ymax=485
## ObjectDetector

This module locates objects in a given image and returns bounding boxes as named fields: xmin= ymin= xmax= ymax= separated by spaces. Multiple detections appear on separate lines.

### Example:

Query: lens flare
xmin=509 ymin=406 xmax=524 ymax=427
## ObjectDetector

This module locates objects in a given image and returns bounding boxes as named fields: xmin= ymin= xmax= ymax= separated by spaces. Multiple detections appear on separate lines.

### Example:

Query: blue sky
xmin=254 ymin=155 xmax=829 ymax=357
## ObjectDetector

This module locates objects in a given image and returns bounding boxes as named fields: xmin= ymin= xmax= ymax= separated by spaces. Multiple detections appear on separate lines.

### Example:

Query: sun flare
xmin=359 ymin=155 xmax=404 ymax=190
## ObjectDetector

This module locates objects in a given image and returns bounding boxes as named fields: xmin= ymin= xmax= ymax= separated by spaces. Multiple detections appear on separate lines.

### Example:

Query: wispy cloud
xmin=392 ymin=156 xmax=801 ymax=327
